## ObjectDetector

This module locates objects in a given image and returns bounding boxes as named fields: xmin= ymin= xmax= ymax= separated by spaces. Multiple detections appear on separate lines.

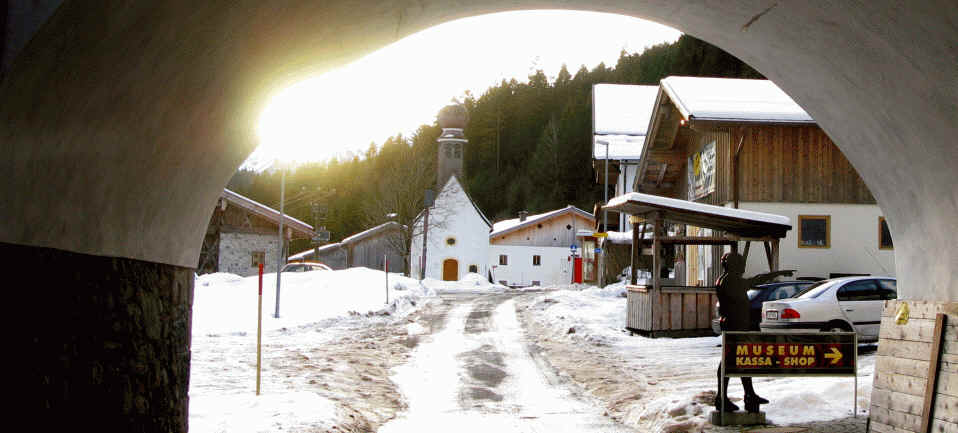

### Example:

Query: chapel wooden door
xmin=442 ymin=259 xmax=458 ymax=281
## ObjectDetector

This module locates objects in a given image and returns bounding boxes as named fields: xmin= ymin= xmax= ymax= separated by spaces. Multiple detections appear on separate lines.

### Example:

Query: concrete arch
xmin=2 ymin=1 xmax=956 ymax=431
xmin=2 ymin=1 xmax=956 ymax=300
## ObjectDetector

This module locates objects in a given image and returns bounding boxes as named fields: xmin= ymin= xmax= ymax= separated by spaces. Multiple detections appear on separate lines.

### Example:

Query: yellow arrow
xmin=824 ymin=347 xmax=843 ymax=364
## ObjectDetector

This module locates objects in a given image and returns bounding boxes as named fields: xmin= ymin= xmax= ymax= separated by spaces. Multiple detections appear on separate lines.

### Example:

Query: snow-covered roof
xmin=604 ymin=192 xmax=791 ymax=238
xmin=593 ymin=135 xmax=646 ymax=160
xmin=490 ymin=205 xmax=595 ymax=238
xmin=660 ymin=76 xmax=814 ymax=124
xmin=288 ymin=242 xmax=342 ymax=261
xmin=593 ymin=84 xmax=658 ymax=160
xmin=593 ymin=84 xmax=659 ymax=135
xmin=340 ymin=221 xmax=403 ymax=245
xmin=221 ymin=189 xmax=314 ymax=236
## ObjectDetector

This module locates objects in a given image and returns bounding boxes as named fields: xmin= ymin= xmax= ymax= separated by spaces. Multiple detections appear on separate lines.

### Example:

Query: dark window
xmin=446 ymin=237 xmax=456 ymax=246
xmin=499 ymin=280 xmax=508 ymax=285
xmin=566 ymin=224 xmax=572 ymax=230
xmin=251 ymin=251 xmax=266 ymax=267
xmin=876 ymin=279 xmax=898 ymax=300
xmin=879 ymin=217 xmax=894 ymax=250
xmin=499 ymin=255 xmax=508 ymax=266
xmin=837 ymin=280 xmax=881 ymax=301
xmin=468 ymin=265 xmax=478 ymax=273
xmin=532 ymin=281 xmax=541 ymax=286
xmin=533 ymin=255 xmax=541 ymax=266
xmin=799 ymin=215 xmax=830 ymax=248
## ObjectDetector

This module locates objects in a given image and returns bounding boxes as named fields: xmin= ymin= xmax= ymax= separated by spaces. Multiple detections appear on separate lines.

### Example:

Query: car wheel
xmin=822 ymin=322 xmax=851 ymax=333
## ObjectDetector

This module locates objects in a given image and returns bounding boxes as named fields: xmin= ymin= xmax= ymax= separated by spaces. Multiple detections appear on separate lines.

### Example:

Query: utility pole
xmin=274 ymin=165 xmax=286 ymax=318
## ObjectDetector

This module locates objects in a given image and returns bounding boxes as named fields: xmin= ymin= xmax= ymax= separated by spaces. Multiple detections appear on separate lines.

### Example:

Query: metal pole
xmin=385 ymin=254 xmax=389 ymax=305
xmin=854 ymin=333 xmax=858 ymax=418
xmin=600 ymin=142 xmax=608 ymax=287
xmin=274 ymin=166 xmax=285 ymax=318
xmin=721 ymin=331 xmax=726 ymax=426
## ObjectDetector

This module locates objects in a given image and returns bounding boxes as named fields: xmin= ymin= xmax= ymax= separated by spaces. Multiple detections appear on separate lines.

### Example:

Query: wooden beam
xmin=656 ymin=163 xmax=669 ymax=187
xmin=770 ymin=239 xmax=780 ymax=272
xmin=764 ymin=241 xmax=773 ymax=271
xmin=630 ymin=221 xmax=640 ymax=285
xmin=652 ymin=215 xmax=663 ymax=292
xmin=733 ymin=133 xmax=745 ymax=209
xmin=921 ymin=313 xmax=948 ymax=433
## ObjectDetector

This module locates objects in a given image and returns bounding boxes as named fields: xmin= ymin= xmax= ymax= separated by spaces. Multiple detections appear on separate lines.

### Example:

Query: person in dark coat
xmin=715 ymin=251 xmax=794 ymax=412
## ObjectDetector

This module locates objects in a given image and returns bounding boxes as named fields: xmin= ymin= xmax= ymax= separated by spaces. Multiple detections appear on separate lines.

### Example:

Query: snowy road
xmin=380 ymin=292 xmax=636 ymax=432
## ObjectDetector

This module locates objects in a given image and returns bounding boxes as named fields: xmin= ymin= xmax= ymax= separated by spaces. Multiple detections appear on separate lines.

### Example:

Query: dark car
xmin=711 ymin=281 xmax=817 ymax=334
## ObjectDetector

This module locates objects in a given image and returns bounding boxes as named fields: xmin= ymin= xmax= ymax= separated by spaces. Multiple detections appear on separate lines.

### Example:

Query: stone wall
xmin=11 ymin=241 xmax=193 ymax=432
xmin=869 ymin=300 xmax=957 ymax=433
xmin=219 ymin=232 xmax=281 ymax=276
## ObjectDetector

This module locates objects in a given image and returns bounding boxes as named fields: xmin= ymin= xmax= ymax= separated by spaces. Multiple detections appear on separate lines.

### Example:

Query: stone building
xmin=197 ymin=189 xmax=315 ymax=276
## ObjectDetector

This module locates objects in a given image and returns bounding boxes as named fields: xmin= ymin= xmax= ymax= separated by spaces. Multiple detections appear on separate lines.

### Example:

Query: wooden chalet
xmin=633 ymin=76 xmax=890 ymax=283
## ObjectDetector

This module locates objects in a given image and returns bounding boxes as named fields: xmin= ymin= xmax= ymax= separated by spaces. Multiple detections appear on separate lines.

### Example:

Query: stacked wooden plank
xmin=869 ymin=300 xmax=957 ymax=433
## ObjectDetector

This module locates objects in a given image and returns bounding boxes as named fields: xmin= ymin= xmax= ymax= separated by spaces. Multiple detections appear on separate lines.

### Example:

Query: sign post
xmin=256 ymin=263 xmax=263 ymax=396
xmin=719 ymin=331 xmax=858 ymax=425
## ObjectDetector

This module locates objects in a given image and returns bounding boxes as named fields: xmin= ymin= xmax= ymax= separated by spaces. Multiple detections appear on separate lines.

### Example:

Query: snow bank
xmin=421 ymin=272 xmax=509 ymax=293
xmin=526 ymin=285 xmax=874 ymax=430
xmin=192 ymin=267 xmax=436 ymax=336
xmin=190 ymin=391 xmax=337 ymax=433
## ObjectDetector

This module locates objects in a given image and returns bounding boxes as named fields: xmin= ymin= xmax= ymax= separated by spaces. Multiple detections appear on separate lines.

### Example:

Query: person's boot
xmin=714 ymin=396 xmax=739 ymax=412
xmin=743 ymin=394 xmax=768 ymax=413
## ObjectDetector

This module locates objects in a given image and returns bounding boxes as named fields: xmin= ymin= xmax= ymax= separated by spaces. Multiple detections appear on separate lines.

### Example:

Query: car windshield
xmin=796 ymin=280 xmax=835 ymax=298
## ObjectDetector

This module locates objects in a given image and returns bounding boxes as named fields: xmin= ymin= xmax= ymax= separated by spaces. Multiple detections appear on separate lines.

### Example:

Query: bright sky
xmin=249 ymin=10 xmax=681 ymax=169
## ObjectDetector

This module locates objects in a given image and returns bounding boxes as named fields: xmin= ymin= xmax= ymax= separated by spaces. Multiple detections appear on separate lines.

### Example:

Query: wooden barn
xmin=288 ymin=221 xmax=406 ymax=274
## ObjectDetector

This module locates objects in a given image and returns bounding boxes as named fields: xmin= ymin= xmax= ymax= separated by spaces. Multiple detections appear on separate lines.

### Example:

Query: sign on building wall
xmin=688 ymin=140 xmax=716 ymax=200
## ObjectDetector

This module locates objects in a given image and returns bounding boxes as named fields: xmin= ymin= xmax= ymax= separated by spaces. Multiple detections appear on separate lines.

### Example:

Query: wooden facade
xmin=491 ymin=212 xmax=594 ymax=248
xmin=639 ymin=122 xmax=875 ymax=206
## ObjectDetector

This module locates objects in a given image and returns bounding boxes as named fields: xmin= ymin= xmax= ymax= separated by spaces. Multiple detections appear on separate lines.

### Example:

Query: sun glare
xmin=251 ymin=10 xmax=680 ymax=168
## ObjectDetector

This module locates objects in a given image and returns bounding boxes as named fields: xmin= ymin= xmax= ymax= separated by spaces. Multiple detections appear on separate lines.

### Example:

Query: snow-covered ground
xmin=520 ymin=283 xmax=875 ymax=432
xmin=189 ymin=267 xmax=440 ymax=432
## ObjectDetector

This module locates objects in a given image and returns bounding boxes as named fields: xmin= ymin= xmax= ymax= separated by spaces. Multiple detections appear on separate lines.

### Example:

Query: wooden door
xmin=442 ymin=259 xmax=458 ymax=281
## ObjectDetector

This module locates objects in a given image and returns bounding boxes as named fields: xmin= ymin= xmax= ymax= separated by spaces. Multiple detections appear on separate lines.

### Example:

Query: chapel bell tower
xmin=436 ymin=104 xmax=468 ymax=187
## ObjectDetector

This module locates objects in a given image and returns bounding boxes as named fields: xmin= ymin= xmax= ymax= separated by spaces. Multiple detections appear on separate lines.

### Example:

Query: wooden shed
xmin=604 ymin=192 xmax=791 ymax=337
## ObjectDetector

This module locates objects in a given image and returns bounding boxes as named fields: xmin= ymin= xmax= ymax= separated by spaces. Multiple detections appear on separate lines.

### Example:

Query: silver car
xmin=760 ymin=276 xmax=896 ymax=342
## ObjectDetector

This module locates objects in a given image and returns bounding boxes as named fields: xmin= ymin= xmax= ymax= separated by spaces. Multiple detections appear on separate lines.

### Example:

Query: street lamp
xmin=596 ymin=138 xmax=610 ymax=288
xmin=275 ymin=162 xmax=287 ymax=318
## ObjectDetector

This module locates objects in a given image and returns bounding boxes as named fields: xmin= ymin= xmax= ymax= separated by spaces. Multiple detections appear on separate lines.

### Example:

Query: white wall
xmin=409 ymin=177 xmax=490 ymax=281
xmin=736 ymin=202 xmax=896 ymax=279
xmin=489 ymin=245 xmax=573 ymax=287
